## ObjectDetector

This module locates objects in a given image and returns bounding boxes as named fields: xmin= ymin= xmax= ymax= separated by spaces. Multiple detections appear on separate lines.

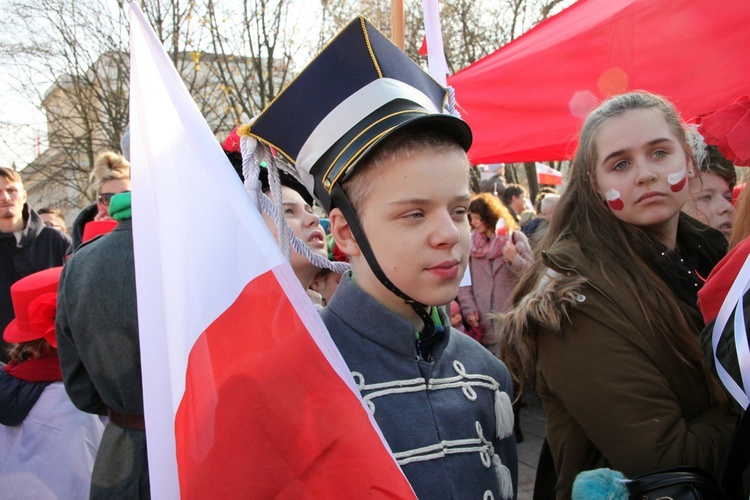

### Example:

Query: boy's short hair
xmin=343 ymin=127 xmax=468 ymax=217
xmin=704 ymin=145 xmax=737 ymax=189
xmin=38 ymin=207 xmax=65 ymax=219
xmin=502 ymin=184 xmax=526 ymax=206
xmin=0 ymin=167 xmax=22 ymax=185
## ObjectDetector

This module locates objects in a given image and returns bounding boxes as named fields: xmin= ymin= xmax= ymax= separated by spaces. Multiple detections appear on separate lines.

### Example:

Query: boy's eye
xmin=452 ymin=207 xmax=468 ymax=218
xmin=698 ymin=195 xmax=711 ymax=203
xmin=403 ymin=211 xmax=423 ymax=220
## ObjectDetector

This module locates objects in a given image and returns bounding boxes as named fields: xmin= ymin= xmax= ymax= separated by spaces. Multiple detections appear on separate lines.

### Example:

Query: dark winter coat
xmin=497 ymin=230 xmax=736 ymax=499
xmin=56 ymin=218 xmax=148 ymax=499
xmin=0 ymin=205 xmax=71 ymax=362
xmin=70 ymin=202 xmax=99 ymax=250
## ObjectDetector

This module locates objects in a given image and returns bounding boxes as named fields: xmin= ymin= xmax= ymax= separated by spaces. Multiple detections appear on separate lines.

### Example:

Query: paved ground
xmin=516 ymin=389 xmax=547 ymax=499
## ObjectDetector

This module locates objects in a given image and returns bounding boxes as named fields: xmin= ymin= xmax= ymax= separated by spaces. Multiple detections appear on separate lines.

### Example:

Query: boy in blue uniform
xmin=248 ymin=17 xmax=517 ymax=499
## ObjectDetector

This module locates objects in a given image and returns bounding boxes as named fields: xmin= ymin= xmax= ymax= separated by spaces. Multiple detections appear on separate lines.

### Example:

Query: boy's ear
xmin=329 ymin=208 xmax=360 ymax=257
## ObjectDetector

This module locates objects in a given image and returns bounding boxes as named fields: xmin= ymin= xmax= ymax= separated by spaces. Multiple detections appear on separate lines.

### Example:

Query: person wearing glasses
xmin=71 ymin=152 xmax=131 ymax=249
xmin=0 ymin=167 xmax=72 ymax=362
xmin=38 ymin=207 xmax=67 ymax=233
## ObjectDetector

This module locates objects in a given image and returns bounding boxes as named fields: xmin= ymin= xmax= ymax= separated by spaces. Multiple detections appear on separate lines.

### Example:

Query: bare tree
xmin=0 ymin=0 xmax=576 ymax=214
xmin=0 ymin=0 xmax=302 ymax=213
xmin=0 ymin=0 xmax=131 ymax=210
xmin=200 ymin=0 xmax=300 ymax=121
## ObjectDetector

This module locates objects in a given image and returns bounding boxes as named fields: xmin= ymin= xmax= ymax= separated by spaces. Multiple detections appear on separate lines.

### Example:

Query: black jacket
xmin=70 ymin=202 xmax=99 ymax=250
xmin=0 ymin=205 xmax=71 ymax=362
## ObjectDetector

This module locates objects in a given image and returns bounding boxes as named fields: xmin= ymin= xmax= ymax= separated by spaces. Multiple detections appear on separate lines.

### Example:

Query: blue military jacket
xmin=322 ymin=275 xmax=518 ymax=499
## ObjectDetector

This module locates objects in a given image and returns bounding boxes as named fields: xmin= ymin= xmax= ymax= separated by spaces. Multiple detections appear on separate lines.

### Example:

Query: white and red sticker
xmin=668 ymin=169 xmax=687 ymax=192
xmin=495 ymin=218 xmax=507 ymax=236
xmin=605 ymin=189 xmax=624 ymax=211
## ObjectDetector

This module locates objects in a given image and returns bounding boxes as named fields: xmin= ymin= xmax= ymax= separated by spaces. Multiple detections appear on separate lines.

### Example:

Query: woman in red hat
xmin=0 ymin=267 xmax=104 ymax=499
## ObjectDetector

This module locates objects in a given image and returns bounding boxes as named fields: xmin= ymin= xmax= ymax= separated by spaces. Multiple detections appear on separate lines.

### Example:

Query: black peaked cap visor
xmin=309 ymin=100 xmax=472 ymax=213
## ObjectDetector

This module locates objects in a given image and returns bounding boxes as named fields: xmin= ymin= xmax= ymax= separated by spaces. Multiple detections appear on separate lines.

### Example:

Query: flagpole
xmin=391 ymin=0 xmax=405 ymax=50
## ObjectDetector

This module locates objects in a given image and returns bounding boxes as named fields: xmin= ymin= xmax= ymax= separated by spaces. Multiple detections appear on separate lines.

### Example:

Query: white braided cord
xmin=446 ymin=86 xmax=461 ymax=118
xmin=267 ymin=157 xmax=291 ymax=260
xmin=240 ymin=135 xmax=350 ymax=274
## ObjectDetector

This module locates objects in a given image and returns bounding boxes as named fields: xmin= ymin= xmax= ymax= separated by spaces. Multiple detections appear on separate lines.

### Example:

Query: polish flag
xmin=535 ymin=162 xmax=563 ymax=186
xmin=422 ymin=0 xmax=449 ymax=85
xmin=127 ymin=3 xmax=415 ymax=498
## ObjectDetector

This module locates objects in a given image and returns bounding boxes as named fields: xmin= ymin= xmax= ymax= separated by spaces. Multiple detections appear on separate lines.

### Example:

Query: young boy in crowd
xmin=247 ymin=17 xmax=517 ymax=498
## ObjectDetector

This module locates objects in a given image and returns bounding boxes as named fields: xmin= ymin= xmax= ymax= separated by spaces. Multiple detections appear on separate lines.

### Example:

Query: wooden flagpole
xmin=391 ymin=0 xmax=405 ymax=50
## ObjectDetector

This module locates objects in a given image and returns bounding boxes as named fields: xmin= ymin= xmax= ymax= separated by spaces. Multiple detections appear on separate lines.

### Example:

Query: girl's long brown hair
xmin=500 ymin=91 xmax=728 ymax=406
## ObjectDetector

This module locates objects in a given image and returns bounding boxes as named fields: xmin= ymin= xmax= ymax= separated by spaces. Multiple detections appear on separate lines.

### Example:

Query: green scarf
xmin=108 ymin=191 xmax=132 ymax=221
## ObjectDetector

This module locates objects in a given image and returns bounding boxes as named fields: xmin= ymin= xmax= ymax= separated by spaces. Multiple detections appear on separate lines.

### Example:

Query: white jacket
xmin=0 ymin=381 xmax=105 ymax=499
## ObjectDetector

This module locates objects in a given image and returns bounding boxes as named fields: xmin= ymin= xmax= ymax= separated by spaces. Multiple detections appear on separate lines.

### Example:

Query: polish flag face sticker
xmin=605 ymin=189 xmax=624 ymax=211
xmin=668 ymin=169 xmax=687 ymax=192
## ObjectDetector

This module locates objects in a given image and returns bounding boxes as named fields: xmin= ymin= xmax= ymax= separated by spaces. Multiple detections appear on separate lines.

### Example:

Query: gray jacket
xmin=56 ymin=218 xmax=149 ymax=499
xmin=322 ymin=275 xmax=518 ymax=499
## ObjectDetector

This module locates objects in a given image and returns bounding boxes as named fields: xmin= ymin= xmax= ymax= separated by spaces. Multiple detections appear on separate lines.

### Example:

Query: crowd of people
xmin=1 ymin=14 xmax=749 ymax=500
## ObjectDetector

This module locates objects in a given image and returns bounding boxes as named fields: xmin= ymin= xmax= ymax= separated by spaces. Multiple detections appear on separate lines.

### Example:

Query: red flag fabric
xmin=175 ymin=272 xmax=415 ymax=497
xmin=418 ymin=35 xmax=428 ymax=56
xmin=448 ymin=0 xmax=750 ymax=164
xmin=128 ymin=3 xmax=416 ymax=498
xmin=697 ymin=95 xmax=750 ymax=167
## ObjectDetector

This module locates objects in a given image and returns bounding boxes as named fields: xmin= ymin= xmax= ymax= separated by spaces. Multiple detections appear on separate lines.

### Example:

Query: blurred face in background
xmin=683 ymin=172 xmax=734 ymax=239
xmin=40 ymin=212 xmax=67 ymax=233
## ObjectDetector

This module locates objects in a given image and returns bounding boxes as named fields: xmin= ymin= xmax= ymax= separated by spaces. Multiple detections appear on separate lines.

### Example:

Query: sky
xmin=0 ymin=76 xmax=47 ymax=169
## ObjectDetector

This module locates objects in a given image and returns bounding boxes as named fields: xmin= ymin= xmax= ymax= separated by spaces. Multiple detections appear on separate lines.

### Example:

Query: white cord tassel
xmin=240 ymin=135 xmax=262 ymax=210
xmin=258 ymin=194 xmax=350 ymax=274
xmin=492 ymin=454 xmax=514 ymax=499
xmin=267 ymin=159 xmax=291 ymax=261
xmin=239 ymin=130 xmax=351 ymax=275
xmin=446 ymin=86 xmax=461 ymax=118
xmin=685 ymin=124 xmax=708 ymax=172
xmin=494 ymin=390 xmax=514 ymax=439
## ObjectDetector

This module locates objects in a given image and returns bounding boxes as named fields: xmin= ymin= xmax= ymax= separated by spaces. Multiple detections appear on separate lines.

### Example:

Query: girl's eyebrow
xmin=601 ymin=137 xmax=674 ymax=165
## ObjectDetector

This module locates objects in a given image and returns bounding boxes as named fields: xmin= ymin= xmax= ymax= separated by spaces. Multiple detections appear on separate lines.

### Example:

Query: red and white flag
xmin=422 ymin=0 xmax=449 ymax=85
xmin=127 ymin=3 xmax=415 ymax=498
xmin=535 ymin=162 xmax=563 ymax=186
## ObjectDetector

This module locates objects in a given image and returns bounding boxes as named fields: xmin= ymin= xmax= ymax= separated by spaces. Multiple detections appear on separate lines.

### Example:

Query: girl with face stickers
xmin=496 ymin=92 xmax=735 ymax=498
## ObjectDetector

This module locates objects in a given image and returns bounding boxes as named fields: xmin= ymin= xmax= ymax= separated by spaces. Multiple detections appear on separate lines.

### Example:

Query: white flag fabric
xmin=422 ymin=0 xmax=450 ymax=85
xmin=127 ymin=2 xmax=414 ymax=497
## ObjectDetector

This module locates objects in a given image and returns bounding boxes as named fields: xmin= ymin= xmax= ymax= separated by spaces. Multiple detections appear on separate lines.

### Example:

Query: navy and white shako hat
xmin=248 ymin=17 xmax=471 ymax=336
xmin=248 ymin=16 xmax=472 ymax=213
